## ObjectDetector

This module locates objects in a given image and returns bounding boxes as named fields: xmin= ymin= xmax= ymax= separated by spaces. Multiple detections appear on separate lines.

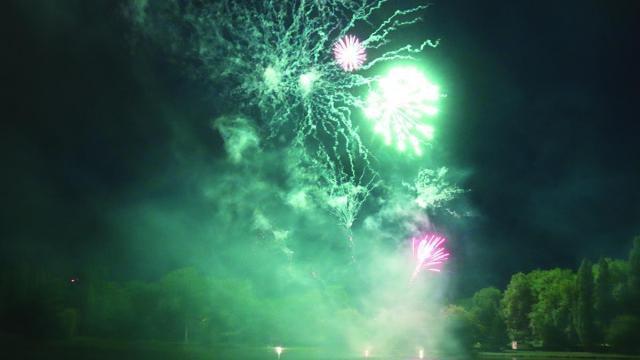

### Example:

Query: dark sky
xmin=428 ymin=0 xmax=640 ymax=286
xmin=3 ymin=0 xmax=640 ymax=292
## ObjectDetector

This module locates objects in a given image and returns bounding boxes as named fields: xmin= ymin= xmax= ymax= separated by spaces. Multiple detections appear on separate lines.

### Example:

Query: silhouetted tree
xmin=84 ymin=281 xmax=134 ymax=338
xmin=470 ymin=287 xmax=508 ymax=350
xmin=574 ymin=259 xmax=595 ymax=350
xmin=528 ymin=269 xmax=575 ymax=349
xmin=627 ymin=236 xmax=640 ymax=315
xmin=441 ymin=305 xmax=475 ymax=355
xmin=607 ymin=259 xmax=630 ymax=315
xmin=158 ymin=268 xmax=209 ymax=343
xmin=501 ymin=273 xmax=534 ymax=342
xmin=125 ymin=281 xmax=161 ymax=339
xmin=594 ymin=258 xmax=613 ymax=342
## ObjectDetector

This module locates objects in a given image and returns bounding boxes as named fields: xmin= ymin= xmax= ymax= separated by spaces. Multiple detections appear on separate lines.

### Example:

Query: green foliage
xmin=627 ymin=236 xmax=640 ymax=315
xmin=495 ymin=250 xmax=634 ymax=352
xmin=574 ymin=259 xmax=595 ymax=350
xmin=124 ymin=281 xmax=161 ymax=339
xmin=2 ymin=236 xmax=640 ymax=353
xmin=85 ymin=281 xmax=135 ymax=338
xmin=601 ymin=258 xmax=630 ymax=314
xmin=440 ymin=305 xmax=475 ymax=355
xmin=501 ymin=273 xmax=534 ymax=341
xmin=528 ymin=269 xmax=575 ymax=349
xmin=58 ymin=267 xmax=361 ymax=345
xmin=470 ymin=287 xmax=508 ymax=350
xmin=594 ymin=258 xmax=614 ymax=340
xmin=157 ymin=268 xmax=209 ymax=343
xmin=206 ymin=277 xmax=263 ymax=344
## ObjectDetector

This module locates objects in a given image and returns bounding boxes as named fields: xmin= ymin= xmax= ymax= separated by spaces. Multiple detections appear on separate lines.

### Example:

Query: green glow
xmin=299 ymin=70 xmax=319 ymax=96
xmin=364 ymin=66 xmax=440 ymax=156
xmin=263 ymin=66 xmax=281 ymax=90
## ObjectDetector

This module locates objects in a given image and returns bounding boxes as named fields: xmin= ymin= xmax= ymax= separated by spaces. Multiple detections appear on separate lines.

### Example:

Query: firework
xmin=414 ymin=167 xmax=464 ymax=210
xmin=364 ymin=66 xmax=440 ymax=155
xmin=333 ymin=35 xmax=367 ymax=72
xmin=134 ymin=1 xmax=441 ymax=250
xmin=411 ymin=233 xmax=449 ymax=280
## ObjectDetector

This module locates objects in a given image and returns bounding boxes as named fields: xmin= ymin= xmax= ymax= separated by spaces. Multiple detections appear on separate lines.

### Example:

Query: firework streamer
xmin=130 ymin=0 xmax=439 ymax=254
xmin=411 ymin=233 xmax=450 ymax=281
xmin=410 ymin=167 xmax=465 ymax=210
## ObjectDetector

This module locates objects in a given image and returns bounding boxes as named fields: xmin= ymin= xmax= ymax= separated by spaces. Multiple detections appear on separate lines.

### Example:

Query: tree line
xmin=457 ymin=236 xmax=640 ymax=354
xmin=0 ymin=266 xmax=289 ymax=345
xmin=1 ymin=237 xmax=639 ymax=354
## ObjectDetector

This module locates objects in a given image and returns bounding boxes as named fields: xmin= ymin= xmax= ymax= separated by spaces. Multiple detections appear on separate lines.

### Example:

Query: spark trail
xmin=364 ymin=66 xmax=440 ymax=155
xmin=411 ymin=167 xmax=464 ymax=210
xmin=411 ymin=233 xmax=450 ymax=280
xmin=132 ymin=0 xmax=440 ymax=250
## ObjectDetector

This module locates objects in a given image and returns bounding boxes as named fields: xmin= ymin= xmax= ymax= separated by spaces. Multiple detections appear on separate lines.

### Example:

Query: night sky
xmin=3 ymin=0 xmax=640 ymax=293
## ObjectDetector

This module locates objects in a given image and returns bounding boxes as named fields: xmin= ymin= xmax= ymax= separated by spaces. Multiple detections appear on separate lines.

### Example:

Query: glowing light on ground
xmin=274 ymin=346 xmax=284 ymax=359
xmin=419 ymin=348 xmax=424 ymax=359
xmin=364 ymin=348 xmax=370 ymax=358
xmin=333 ymin=35 xmax=366 ymax=72
xmin=364 ymin=66 xmax=440 ymax=155
xmin=411 ymin=233 xmax=450 ymax=280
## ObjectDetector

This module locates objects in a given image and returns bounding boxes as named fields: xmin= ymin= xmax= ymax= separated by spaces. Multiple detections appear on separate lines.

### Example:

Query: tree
xmin=528 ymin=269 xmax=575 ymax=349
xmin=205 ymin=277 xmax=262 ymax=344
xmin=607 ymin=259 xmax=630 ymax=314
xmin=440 ymin=305 xmax=475 ymax=354
xmin=125 ymin=281 xmax=161 ymax=340
xmin=470 ymin=287 xmax=508 ymax=350
xmin=84 ymin=281 xmax=134 ymax=338
xmin=501 ymin=273 xmax=534 ymax=342
xmin=627 ymin=236 xmax=640 ymax=315
xmin=158 ymin=268 xmax=210 ymax=343
xmin=574 ymin=259 xmax=595 ymax=350
xmin=594 ymin=258 xmax=613 ymax=341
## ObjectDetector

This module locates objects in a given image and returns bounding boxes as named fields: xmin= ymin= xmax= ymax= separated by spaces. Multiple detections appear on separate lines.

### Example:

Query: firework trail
xmin=411 ymin=233 xmax=450 ymax=280
xmin=129 ymin=1 xmax=454 ymax=258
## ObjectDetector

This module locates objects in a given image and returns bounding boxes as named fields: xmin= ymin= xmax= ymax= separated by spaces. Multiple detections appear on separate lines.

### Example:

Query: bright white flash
xmin=299 ymin=70 xmax=319 ymax=95
xmin=263 ymin=66 xmax=281 ymax=90
xmin=333 ymin=35 xmax=366 ymax=72
xmin=364 ymin=66 xmax=440 ymax=155
xmin=274 ymin=346 xmax=284 ymax=359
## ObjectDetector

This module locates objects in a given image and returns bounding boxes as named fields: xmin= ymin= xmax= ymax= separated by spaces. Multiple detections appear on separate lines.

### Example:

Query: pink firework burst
xmin=333 ymin=35 xmax=366 ymax=72
xmin=411 ymin=233 xmax=450 ymax=280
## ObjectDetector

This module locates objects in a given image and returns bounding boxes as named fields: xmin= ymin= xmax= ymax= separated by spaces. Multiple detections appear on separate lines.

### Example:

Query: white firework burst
xmin=333 ymin=34 xmax=366 ymax=72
